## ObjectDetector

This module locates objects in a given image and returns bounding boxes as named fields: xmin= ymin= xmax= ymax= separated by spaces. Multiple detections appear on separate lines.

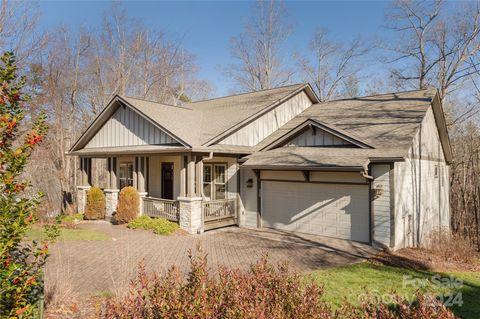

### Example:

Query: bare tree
xmin=385 ymin=0 xmax=480 ymax=250
xmin=24 ymin=2 xmax=212 ymax=213
xmin=226 ymin=0 xmax=293 ymax=92
xmin=0 ymin=0 xmax=46 ymax=64
xmin=385 ymin=0 xmax=480 ymax=101
xmin=296 ymin=29 xmax=368 ymax=101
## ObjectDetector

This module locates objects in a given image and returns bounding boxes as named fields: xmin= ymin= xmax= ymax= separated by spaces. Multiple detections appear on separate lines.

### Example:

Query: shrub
xmin=356 ymin=292 xmax=458 ymax=319
xmin=427 ymin=228 xmax=478 ymax=265
xmin=128 ymin=215 xmax=179 ymax=235
xmin=0 ymin=52 xmax=55 ymax=318
xmin=103 ymin=250 xmax=458 ymax=319
xmin=84 ymin=187 xmax=105 ymax=220
xmin=103 ymin=250 xmax=331 ymax=318
xmin=115 ymin=186 xmax=139 ymax=223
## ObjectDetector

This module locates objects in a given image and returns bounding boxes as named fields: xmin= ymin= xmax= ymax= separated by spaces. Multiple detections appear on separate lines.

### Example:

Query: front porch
xmin=76 ymin=153 xmax=240 ymax=233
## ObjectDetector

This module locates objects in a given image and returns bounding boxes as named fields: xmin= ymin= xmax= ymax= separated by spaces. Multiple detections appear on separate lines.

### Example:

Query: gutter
xmin=240 ymin=165 xmax=364 ymax=172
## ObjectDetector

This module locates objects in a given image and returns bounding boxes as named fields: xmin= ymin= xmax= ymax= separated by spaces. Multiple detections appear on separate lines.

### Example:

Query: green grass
xmin=128 ymin=215 xmax=179 ymax=235
xmin=306 ymin=261 xmax=480 ymax=318
xmin=62 ymin=213 xmax=84 ymax=222
xmin=26 ymin=226 xmax=110 ymax=241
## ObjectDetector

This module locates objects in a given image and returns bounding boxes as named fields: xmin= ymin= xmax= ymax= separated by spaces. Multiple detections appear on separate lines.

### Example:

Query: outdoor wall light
xmin=246 ymin=178 xmax=253 ymax=188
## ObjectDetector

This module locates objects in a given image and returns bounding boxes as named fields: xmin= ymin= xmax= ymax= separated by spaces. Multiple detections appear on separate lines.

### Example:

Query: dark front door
xmin=161 ymin=163 xmax=174 ymax=199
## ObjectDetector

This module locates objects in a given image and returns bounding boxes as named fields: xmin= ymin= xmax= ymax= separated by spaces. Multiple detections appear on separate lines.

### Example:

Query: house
xmin=68 ymin=83 xmax=451 ymax=250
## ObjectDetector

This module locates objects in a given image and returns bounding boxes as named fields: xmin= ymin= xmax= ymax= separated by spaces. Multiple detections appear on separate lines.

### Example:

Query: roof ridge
xmin=187 ymin=83 xmax=306 ymax=105
xmin=319 ymin=87 xmax=437 ymax=103
xmin=121 ymin=95 xmax=193 ymax=110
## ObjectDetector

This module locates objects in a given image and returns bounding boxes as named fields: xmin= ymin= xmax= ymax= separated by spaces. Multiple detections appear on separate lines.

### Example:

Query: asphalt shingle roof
xmin=255 ymin=89 xmax=437 ymax=155
xmin=121 ymin=83 xmax=307 ymax=147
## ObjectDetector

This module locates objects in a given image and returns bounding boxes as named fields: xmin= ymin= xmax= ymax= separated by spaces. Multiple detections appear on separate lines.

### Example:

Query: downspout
xmin=417 ymin=124 xmax=422 ymax=247
xmin=366 ymin=164 xmax=373 ymax=245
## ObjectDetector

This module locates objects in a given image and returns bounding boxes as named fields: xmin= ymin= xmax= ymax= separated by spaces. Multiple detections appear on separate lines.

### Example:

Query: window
xmin=119 ymin=162 xmax=134 ymax=189
xmin=203 ymin=164 xmax=227 ymax=200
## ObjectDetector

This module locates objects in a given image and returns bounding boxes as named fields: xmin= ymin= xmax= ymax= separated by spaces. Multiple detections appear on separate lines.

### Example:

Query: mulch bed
xmin=45 ymin=297 xmax=104 ymax=319
xmin=371 ymin=247 xmax=480 ymax=273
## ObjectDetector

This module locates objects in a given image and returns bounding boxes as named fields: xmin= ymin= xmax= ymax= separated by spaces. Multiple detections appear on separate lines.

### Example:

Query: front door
xmin=161 ymin=163 xmax=174 ymax=199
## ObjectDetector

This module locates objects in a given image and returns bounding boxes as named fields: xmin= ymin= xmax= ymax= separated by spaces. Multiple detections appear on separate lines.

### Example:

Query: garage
xmin=261 ymin=181 xmax=370 ymax=243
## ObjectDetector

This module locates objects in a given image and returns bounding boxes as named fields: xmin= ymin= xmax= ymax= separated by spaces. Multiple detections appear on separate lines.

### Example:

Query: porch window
xmin=119 ymin=162 xmax=134 ymax=189
xmin=203 ymin=164 xmax=227 ymax=200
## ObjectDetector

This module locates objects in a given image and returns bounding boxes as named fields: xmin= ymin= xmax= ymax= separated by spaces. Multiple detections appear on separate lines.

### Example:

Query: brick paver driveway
xmin=45 ymin=222 xmax=376 ymax=296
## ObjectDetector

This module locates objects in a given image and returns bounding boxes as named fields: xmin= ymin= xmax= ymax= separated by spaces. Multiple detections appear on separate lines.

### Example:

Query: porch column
xmin=76 ymin=157 xmax=91 ymax=214
xmin=195 ymin=156 xmax=204 ymax=198
xmin=179 ymin=155 xmax=187 ymax=197
xmin=178 ymin=154 xmax=203 ymax=234
xmin=105 ymin=157 xmax=119 ymax=219
xmin=135 ymin=156 xmax=147 ymax=215
xmin=186 ymin=154 xmax=196 ymax=197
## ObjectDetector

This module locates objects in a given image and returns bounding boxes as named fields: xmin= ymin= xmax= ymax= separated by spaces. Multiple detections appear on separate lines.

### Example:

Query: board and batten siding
xmin=371 ymin=164 xmax=392 ymax=248
xmin=394 ymin=107 xmax=449 ymax=250
xmin=285 ymin=127 xmax=352 ymax=147
xmin=85 ymin=104 xmax=178 ymax=148
xmin=219 ymin=91 xmax=313 ymax=146
xmin=239 ymin=168 xmax=258 ymax=228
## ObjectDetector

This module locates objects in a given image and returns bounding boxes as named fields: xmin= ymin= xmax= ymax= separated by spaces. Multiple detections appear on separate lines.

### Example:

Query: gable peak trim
xmin=261 ymin=119 xmax=374 ymax=151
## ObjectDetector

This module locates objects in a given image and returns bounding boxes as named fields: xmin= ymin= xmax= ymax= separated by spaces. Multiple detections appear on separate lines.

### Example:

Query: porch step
xmin=204 ymin=217 xmax=237 ymax=231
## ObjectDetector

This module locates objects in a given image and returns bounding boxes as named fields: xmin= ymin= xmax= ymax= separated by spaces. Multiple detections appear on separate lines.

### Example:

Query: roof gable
xmin=69 ymin=96 xmax=187 ymax=152
xmin=255 ymin=89 xmax=438 ymax=156
xmin=263 ymin=119 xmax=372 ymax=150
xmin=193 ymin=83 xmax=319 ymax=146
xmin=85 ymin=103 xmax=180 ymax=149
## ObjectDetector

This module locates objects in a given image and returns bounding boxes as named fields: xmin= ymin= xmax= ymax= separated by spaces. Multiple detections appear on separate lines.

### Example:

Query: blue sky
xmin=37 ymin=1 xmax=389 ymax=97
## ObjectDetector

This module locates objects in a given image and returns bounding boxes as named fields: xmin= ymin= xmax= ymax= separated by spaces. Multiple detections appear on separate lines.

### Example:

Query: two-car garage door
xmin=262 ymin=181 xmax=370 ymax=243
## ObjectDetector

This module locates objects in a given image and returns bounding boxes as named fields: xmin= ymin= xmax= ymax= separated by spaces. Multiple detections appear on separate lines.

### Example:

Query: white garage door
xmin=262 ymin=181 xmax=370 ymax=243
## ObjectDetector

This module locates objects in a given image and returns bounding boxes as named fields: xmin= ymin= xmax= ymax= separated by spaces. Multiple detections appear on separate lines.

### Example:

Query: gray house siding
xmin=394 ymin=107 xmax=449 ymax=249
xmin=371 ymin=164 xmax=392 ymax=248
xmin=219 ymin=91 xmax=313 ymax=146
xmin=85 ymin=104 xmax=178 ymax=148
xmin=239 ymin=168 xmax=259 ymax=228
xmin=285 ymin=127 xmax=352 ymax=147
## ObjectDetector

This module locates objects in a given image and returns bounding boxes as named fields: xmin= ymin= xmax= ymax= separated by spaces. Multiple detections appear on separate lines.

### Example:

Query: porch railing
xmin=202 ymin=198 xmax=236 ymax=222
xmin=143 ymin=197 xmax=179 ymax=222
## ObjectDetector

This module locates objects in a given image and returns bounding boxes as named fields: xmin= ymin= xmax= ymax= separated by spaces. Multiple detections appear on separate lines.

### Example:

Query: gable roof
xmin=263 ymin=118 xmax=374 ymax=150
xmin=255 ymin=89 xmax=440 ymax=156
xmin=69 ymin=83 xmax=317 ymax=153
xmin=69 ymin=85 xmax=452 ymax=165
xmin=189 ymin=83 xmax=318 ymax=145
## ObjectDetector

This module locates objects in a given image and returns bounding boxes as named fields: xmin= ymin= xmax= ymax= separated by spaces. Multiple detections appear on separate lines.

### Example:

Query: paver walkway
xmin=45 ymin=222 xmax=376 ymax=296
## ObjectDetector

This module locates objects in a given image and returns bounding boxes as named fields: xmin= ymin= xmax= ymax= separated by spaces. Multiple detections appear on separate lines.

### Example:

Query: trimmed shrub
xmin=116 ymin=186 xmax=139 ymax=223
xmin=84 ymin=187 xmax=105 ymax=220
xmin=128 ymin=215 xmax=179 ymax=235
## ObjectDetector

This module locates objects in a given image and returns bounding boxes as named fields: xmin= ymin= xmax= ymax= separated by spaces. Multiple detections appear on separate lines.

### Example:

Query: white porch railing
xmin=202 ymin=198 xmax=236 ymax=222
xmin=143 ymin=197 xmax=179 ymax=222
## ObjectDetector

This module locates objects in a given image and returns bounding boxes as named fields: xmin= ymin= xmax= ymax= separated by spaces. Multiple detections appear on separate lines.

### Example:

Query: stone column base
xmin=138 ymin=192 xmax=148 ymax=216
xmin=76 ymin=186 xmax=91 ymax=214
xmin=178 ymin=196 xmax=203 ymax=234
xmin=104 ymin=189 xmax=120 ymax=218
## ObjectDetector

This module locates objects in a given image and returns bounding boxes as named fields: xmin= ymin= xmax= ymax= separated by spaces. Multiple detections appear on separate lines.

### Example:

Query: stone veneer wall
xmin=178 ymin=197 xmax=202 ymax=234
xmin=76 ymin=186 xmax=91 ymax=214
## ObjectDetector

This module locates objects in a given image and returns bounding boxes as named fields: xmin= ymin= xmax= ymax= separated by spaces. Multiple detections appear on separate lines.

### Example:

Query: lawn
xmin=26 ymin=225 xmax=111 ymax=241
xmin=306 ymin=261 xmax=480 ymax=318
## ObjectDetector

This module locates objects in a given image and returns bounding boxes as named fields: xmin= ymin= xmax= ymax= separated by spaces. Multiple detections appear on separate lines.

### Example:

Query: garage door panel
xmin=262 ymin=181 xmax=370 ymax=242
